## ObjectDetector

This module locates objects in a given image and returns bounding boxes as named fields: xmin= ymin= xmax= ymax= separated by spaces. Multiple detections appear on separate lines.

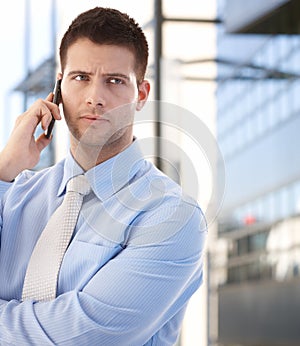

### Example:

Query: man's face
xmin=60 ymin=38 xmax=149 ymax=153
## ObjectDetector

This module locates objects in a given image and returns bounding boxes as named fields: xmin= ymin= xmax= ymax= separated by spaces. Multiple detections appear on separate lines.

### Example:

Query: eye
xmin=108 ymin=77 xmax=124 ymax=85
xmin=74 ymin=75 xmax=89 ymax=81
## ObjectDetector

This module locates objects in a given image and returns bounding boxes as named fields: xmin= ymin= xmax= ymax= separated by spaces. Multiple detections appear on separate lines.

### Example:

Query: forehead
xmin=64 ymin=38 xmax=136 ymax=71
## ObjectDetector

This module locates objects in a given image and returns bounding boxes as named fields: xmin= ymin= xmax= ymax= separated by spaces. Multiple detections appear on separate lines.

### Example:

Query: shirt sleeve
xmin=0 ymin=180 xmax=14 ymax=241
xmin=0 ymin=172 xmax=34 ymax=241
xmin=0 ymin=181 xmax=12 ymax=197
xmin=0 ymin=201 xmax=207 ymax=345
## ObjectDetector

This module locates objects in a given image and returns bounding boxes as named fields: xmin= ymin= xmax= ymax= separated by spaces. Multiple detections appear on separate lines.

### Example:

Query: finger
xmin=14 ymin=98 xmax=61 ymax=136
xmin=46 ymin=102 xmax=61 ymax=120
xmin=44 ymin=95 xmax=61 ymax=119
xmin=46 ymin=92 xmax=54 ymax=102
xmin=41 ymin=110 xmax=61 ymax=130
xmin=40 ymin=113 xmax=53 ymax=131
xmin=35 ymin=132 xmax=52 ymax=152
xmin=39 ymin=103 xmax=61 ymax=132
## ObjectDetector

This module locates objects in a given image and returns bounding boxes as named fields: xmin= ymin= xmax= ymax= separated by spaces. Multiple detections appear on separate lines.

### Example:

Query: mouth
xmin=80 ymin=115 xmax=109 ymax=123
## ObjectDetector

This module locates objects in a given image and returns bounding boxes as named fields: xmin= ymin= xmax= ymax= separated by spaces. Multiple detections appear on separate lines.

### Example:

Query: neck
xmin=70 ymin=134 xmax=133 ymax=171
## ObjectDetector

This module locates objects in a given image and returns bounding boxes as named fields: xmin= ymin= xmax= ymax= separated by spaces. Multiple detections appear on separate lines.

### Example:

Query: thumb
xmin=45 ymin=92 xmax=54 ymax=102
xmin=36 ymin=133 xmax=52 ymax=152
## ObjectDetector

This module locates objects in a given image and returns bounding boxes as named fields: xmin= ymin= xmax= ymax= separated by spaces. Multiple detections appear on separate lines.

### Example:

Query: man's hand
xmin=0 ymin=92 xmax=61 ymax=182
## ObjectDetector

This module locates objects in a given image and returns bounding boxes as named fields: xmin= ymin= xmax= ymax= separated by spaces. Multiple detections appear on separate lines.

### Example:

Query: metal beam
xmin=164 ymin=17 xmax=222 ymax=24
xmin=154 ymin=0 xmax=163 ymax=170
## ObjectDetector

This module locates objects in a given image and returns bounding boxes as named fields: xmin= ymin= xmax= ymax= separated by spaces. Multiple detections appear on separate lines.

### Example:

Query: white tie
xmin=22 ymin=175 xmax=91 ymax=302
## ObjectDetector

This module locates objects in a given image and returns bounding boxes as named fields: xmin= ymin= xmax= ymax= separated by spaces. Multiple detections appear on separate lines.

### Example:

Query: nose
xmin=85 ymin=81 xmax=106 ymax=108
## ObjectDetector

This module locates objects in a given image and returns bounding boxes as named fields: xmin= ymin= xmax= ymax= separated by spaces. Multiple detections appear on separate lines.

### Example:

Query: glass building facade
xmin=209 ymin=0 xmax=300 ymax=345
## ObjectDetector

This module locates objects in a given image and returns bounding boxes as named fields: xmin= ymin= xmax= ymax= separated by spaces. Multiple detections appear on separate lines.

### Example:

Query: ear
xmin=136 ymin=80 xmax=150 ymax=111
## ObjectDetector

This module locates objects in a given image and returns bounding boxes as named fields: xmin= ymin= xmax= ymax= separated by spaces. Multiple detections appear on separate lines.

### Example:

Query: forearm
xmin=0 ymin=289 xmax=179 ymax=346
xmin=0 ymin=198 xmax=206 ymax=345
xmin=0 ymin=254 xmax=203 ymax=345
xmin=0 ymin=294 xmax=105 ymax=346
xmin=0 ymin=299 xmax=54 ymax=345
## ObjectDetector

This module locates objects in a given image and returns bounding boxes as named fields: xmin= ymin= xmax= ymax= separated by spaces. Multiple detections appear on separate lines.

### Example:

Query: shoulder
xmin=138 ymin=160 xmax=204 ymax=217
xmin=127 ymin=160 xmax=207 ymax=247
xmin=3 ymin=159 xmax=65 ymax=199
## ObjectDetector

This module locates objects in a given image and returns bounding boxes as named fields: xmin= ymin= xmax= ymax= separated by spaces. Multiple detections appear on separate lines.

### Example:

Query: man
xmin=0 ymin=7 xmax=207 ymax=345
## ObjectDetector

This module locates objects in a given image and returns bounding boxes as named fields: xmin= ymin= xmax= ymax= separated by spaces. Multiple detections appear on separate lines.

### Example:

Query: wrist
xmin=0 ymin=152 xmax=21 ymax=182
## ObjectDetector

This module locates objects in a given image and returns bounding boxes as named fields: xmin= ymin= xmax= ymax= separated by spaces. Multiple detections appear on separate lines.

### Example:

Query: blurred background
xmin=1 ymin=0 xmax=300 ymax=345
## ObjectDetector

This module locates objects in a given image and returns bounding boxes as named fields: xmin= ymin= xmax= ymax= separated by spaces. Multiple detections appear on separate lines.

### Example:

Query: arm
xmin=0 ymin=93 xmax=61 ymax=182
xmin=0 ymin=180 xmax=12 ymax=235
xmin=0 ymin=93 xmax=61 ymax=256
xmin=0 ymin=93 xmax=61 ymax=342
xmin=0 ymin=206 xmax=206 ymax=345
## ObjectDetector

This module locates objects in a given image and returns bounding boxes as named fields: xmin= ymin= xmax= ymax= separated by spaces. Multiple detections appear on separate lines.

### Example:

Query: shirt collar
xmin=57 ymin=153 xmax=84 ymax=197
xmin=58 ymin=139 xmax=145 ymax=201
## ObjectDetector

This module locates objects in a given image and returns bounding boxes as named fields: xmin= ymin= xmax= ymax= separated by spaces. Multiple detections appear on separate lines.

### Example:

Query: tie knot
xmin=67 ymin=175 xmax=91 ymax=196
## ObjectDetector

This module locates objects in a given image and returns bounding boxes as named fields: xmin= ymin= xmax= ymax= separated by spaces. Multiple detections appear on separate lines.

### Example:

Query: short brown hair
xmin=59 ymin=7 xmax=149 ymax=83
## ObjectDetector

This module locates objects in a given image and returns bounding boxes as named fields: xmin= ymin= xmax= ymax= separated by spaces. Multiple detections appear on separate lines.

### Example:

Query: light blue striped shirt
xmin=0 ymin=139 xmax=207 ymax=345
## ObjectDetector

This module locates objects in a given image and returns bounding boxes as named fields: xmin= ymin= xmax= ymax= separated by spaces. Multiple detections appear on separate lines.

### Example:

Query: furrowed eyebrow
xmin=67 ymin=70 xmax=92 ymax=77
xmin=66 ymin=71 xmax=130 ymax=81
xmin=104 ymin=73 xmax=130 ymax=81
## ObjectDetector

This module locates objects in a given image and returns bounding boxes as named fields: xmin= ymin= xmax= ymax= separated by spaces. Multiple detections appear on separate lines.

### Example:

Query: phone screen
xmin=45 ymin=79 xmax=61 ymax=139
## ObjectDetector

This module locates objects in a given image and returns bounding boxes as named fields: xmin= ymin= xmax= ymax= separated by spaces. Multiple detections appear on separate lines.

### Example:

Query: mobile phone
xmin=45 ymin=79 xmax=62 ymax=139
